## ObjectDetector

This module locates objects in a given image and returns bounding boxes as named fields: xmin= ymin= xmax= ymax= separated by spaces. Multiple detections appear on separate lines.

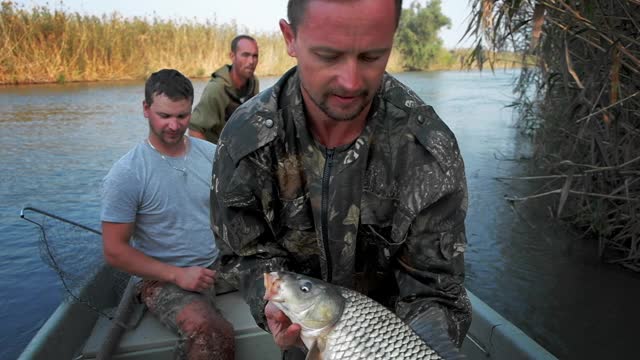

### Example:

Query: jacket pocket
xmin=360 ymin=193 xmax=412 ymax=264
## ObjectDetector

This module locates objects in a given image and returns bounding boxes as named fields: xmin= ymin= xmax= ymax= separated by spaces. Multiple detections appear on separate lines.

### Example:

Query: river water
xmin=1 ymin=70 xmax=639 ymax=359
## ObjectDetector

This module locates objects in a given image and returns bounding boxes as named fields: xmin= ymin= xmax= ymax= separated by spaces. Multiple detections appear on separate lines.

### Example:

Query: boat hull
xmin=19 ymin=267 xmax=556 ymax=360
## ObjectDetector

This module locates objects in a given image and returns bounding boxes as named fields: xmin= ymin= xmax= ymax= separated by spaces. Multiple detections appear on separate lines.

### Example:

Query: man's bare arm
xmin=102 ymin=221 xmax=215 ymax=292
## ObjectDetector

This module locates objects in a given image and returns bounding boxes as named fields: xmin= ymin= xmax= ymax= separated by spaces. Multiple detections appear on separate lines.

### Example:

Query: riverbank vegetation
xmin=395 ymin=1 xmax=525 ymax=70
xmin=0 ymin=1 xmax=522 ymax=85
xmin=396 ymin=0 xmax=452 ymax=70
xmin=467 ymin=0 xmax=640 ymax=271
xmin=0 ymin=1 xmax=297 ymax=84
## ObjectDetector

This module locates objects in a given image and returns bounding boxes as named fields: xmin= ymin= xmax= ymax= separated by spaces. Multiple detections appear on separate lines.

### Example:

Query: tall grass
xmin=1 ymin=2 xmax=519 ymax=85
xmin=0 ymin=1 xmax=295 ymax=84
xmin=431 ymin=48 xmax=528 ymax=71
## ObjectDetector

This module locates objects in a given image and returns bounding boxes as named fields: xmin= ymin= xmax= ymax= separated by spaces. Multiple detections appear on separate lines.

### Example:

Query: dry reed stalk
xmin=466 ymin=0 xmax=640 ymax=271
xmin=0 ymin=2 xmax=520 ymax=84
xmin=0 ymin=2 xmax=295 ymax=84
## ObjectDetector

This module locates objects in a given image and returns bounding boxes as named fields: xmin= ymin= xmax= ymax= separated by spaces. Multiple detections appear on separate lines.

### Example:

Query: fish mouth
xmin=263 ymin=272 xmax=283 ymax=302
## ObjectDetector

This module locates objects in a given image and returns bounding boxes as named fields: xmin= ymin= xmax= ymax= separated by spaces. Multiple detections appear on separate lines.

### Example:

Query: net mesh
xmin=21 ymin=207 xmax=130 ymax=319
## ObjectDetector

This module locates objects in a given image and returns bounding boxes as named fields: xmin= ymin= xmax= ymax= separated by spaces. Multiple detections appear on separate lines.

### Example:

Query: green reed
xmin=0 ymin=1 xmax=297 ymax=84
xmin=0 ymin=2 xmax=514 ymax=85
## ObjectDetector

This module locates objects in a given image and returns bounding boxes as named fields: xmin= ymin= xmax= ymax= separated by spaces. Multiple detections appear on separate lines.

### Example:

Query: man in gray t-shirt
xmin=101 ymin=69 xmax=234 ymax=360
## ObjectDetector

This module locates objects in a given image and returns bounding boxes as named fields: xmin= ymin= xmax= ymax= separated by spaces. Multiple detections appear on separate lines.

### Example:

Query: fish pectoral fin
xmin=305 ymin=340 xmax=324 ymax=360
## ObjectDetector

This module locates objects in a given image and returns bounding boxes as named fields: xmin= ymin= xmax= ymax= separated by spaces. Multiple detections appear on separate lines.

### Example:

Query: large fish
xmin=263 ymin=271 xmax=464 ymax=360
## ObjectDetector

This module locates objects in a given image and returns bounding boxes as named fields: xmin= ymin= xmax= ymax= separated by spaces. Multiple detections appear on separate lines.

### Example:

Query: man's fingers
xmin=275 ymin=323 xmax=301 ymax=348
xmin=203 ymin=276 xmax=216 ymax=289
xmin=265 ymin=302 xmax=301 ymax=349
xmin=203 ymin=268 xmax=216 ymax=278
xmin=202 ymin=275 xmax=214 ymax=285
xmin=274 ymin=309 xmax=290 ymax=322
xmin=265 ymin=303 xmax=289 ymax=322
xmin=265 ymin=301 xmax=278 ymax=317
xmin=286 ymin=323 xmax=301 ymax=337
xmin=198 ymin=269 xmax=215 ymax=288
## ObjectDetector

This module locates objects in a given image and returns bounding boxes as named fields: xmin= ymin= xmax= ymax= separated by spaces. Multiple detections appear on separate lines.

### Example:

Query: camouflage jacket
xmin=211 ymin=67 xmax=471 ymax=346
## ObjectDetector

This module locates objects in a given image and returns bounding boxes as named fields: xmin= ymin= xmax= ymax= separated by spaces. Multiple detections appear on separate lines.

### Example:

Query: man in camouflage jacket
xmin=211 ymin=0 xmax=471 ymax=355
xmin=212 ymin=66 xmax=471 ymax=346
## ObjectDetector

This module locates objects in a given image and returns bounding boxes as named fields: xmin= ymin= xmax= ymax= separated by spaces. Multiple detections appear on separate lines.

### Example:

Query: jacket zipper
xmin=321 ymin=148 xmax=335 ymax=282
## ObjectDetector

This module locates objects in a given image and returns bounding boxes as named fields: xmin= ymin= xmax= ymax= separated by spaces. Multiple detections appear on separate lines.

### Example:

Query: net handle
xmin=20 ymin=206 xmax=101 ymax=235
xmin=19 ymin=206 xmax=117 ymax=320
xmin=20 ymin=206 xmax=139 ymax=357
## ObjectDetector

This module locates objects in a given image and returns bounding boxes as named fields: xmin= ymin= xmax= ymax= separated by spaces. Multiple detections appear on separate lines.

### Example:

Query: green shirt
xmin=190 ymin=65 xmax=259 ymax=143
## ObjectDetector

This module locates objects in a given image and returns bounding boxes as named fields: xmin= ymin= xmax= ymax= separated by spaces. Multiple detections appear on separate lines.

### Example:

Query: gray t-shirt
xmin=101 ymin=137 xmax=219 ymax=268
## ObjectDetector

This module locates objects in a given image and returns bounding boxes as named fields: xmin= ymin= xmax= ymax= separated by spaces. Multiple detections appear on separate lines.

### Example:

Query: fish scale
xmin=323 ymin=288 xmax=442 ymax=360
xmin=263 ymin=271 xmax=461 ymax=360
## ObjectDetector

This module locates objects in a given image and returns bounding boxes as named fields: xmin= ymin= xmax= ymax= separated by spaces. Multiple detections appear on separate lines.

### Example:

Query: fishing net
xmin=20 ymin=207 xmax=131 ymax=319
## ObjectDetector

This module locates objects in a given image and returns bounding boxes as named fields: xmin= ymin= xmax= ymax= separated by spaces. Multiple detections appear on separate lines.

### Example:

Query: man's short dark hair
xmin=231 ymin=35 xmax=257 ymax=53
xmin=287 ymin=0 xmax=403 ymax=34
xmin=144 ymin=69 xmax=194 ymax=106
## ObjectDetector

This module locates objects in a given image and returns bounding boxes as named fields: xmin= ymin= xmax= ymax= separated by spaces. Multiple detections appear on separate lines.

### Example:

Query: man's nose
xmin=168 ymin=118 xmax=180 ymax=130
xmin=337 ymin=59 xmax=362 ymax=93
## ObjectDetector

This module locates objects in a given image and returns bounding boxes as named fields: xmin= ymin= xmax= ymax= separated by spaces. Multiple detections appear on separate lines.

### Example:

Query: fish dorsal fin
xmin=305 ymin=339 xmax=324 ymax=360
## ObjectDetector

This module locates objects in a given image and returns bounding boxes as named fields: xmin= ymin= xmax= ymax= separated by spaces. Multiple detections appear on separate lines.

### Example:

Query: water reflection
xmin=397 ymin=70 xmax=640 ymax=359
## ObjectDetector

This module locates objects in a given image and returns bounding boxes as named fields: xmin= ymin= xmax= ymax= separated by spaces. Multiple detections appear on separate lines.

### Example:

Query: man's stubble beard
xmin=301 ymin=82 xmax=370 ymax=122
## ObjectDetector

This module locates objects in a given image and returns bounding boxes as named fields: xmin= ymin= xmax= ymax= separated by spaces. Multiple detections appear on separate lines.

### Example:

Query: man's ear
xmin=142 ymin=100 xmax=150 ymax=119
xmin=279 ymin=19 xmax=296 ymax=57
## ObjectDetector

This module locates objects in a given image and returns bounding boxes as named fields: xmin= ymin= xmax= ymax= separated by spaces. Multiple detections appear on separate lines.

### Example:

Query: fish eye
xmin=299 ymin=281 xmax=313 ymax=293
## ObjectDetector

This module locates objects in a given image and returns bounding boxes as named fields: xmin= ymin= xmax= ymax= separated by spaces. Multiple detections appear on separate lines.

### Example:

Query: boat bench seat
xmin=81 ymin=291 xmax=281 ymax=360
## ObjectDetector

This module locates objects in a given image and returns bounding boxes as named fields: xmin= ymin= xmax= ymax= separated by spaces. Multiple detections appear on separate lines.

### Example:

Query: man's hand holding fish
xmin=263 ymin=271 xmax=464 ymax=360
xmin=264 ymin=301 xmax=304 ymax=350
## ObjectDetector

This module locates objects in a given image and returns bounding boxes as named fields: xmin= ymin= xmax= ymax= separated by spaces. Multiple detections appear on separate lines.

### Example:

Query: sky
xmin=16 ymin=0 xmax=474 ymax=49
